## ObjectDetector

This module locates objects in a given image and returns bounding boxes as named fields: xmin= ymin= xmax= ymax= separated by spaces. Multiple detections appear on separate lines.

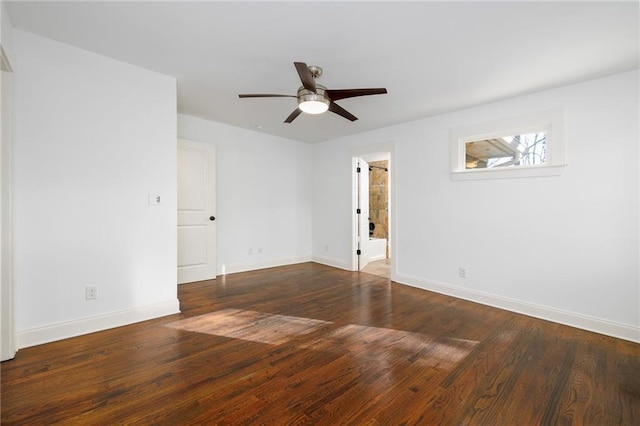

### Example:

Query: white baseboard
xmin=18 ymin=268 xmax=636 ymax=350
xmin=395 ymin=273 xmax=640 ymax=344
xmin=16 ymin=299 xmax=181 ymax=349
xmin=219 ymin=255 xmax=313 ymax=276
xmin=311 ymin=255 xmax=353 ymax=271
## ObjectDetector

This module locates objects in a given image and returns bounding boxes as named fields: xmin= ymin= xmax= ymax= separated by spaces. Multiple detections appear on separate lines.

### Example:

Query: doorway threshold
xmin=360 ymin=258 xmax=391 ymax=279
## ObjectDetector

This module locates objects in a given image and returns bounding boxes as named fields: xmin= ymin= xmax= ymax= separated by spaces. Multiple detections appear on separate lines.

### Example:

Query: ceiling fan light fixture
xmin=298 ymin=89 xmax=329 ymax=114
xmin=299 ymin=99 xmax=329 ymax=114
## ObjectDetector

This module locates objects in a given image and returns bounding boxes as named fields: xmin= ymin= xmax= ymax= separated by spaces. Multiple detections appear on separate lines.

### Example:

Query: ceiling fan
xmin=239 ymin=62 xmax=387 ymax=123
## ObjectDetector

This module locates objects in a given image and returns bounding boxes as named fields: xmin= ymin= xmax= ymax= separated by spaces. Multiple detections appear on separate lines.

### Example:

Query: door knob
xmin=209 ymin=216 xmax=216 ymax=221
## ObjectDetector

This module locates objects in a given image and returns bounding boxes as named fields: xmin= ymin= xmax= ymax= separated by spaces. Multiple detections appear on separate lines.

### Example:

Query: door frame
xmin=354 ymin=157 xmax=371 ymax=271
xmin=1 ymin=47 xmax=15 ymax=360
xmin=350 ymin=141 xmax=397 ymax=281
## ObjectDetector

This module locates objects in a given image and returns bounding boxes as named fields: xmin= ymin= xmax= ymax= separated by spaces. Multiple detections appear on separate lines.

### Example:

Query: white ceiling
xmin=6 ymin=1 xmax=639 ymax=143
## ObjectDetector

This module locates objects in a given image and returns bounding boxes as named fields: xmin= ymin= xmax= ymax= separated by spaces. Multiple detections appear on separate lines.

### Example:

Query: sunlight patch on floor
xmin=299 ymin=324 xmax=479 ymax=370
xmin=166 ymin=310 xmax=479 ymax=370
xmin=165 ymin=309 xmax=332 ymax=345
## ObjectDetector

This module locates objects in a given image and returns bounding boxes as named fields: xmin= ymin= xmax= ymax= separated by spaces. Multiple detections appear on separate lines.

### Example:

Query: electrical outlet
xmin=148 ymin=193 xmax=162 ymax=206
xmin=458 ymin=267 xmax=467 ymax=278
xmin=324 ymin=245 xmax=329 ymax=252
xmin=85 ymin=286 xmax=98 ymax=300
xmin=248 ymin=248 xmax=253 ymax=255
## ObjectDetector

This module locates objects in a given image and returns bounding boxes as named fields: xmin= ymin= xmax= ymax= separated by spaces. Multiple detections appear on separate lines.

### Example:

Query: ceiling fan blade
xmin=239 ymin=94 xmax=295 ymax=98
xmin=294 ymin=62 xmax=316 ymax=93
xmin=284 ymin=108 xmax=303 ymax=123
xmin=325 ymin=88 xmax=387 ymax=101
xmin=329 ymin=102 xmax=358 ymax=122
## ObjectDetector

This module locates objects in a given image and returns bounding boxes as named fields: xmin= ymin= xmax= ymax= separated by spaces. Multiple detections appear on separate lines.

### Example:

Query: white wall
xmin=6 ymin=28 xmax=637 ymax=348
xmin=12 ymin=30 xmax=179 ymax=348
xmin=178 ymin=114 xmax=312 ymax=275
xmin=312 ymin=70 xmax=640 ymax=342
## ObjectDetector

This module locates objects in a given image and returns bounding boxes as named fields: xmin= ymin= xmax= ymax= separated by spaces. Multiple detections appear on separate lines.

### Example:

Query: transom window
xmin=465 ymin=130 xmax=547 ymax=170
xmin=451 ymin=110 xmax=566 ymax=180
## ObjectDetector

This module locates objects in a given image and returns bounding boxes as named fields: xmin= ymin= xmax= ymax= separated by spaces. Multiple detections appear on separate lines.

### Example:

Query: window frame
xmin=450 ymin=110 xmax=566 ymax=180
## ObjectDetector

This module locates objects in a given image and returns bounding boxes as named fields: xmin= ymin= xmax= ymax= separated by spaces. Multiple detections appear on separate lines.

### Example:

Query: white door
xmin=177 ymin=139 xmax=216 ymax=284
xmin=357 ymin=159 xmax=371 ymax=270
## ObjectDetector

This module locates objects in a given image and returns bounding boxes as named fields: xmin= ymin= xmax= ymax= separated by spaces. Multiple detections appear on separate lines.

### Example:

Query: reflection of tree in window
xmin=505 ymin=132 xmax=547 ymax=166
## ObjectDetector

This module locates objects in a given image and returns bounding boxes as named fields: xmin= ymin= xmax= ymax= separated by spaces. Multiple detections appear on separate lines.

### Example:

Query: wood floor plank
xmin=2 ymin=262 xmax=638 ymax=424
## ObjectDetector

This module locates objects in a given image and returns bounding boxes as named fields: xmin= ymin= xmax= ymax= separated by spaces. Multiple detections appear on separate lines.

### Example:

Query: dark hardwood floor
xmin=2 ymin=262 xmax=639 ymax=424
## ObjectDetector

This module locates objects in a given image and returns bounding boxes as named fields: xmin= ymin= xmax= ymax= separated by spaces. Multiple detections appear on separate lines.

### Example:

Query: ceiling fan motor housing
xmin=297 ymin=85 xmax=329 ymax=114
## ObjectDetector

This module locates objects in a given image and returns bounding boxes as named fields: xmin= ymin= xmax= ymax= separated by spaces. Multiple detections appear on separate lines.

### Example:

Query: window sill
xmin=451 ymin=164 xmax=567 ymax=181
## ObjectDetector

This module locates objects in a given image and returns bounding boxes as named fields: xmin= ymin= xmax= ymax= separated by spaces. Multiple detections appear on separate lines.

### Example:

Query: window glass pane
xmin=465 ymin=131 xmax=547 ymax=170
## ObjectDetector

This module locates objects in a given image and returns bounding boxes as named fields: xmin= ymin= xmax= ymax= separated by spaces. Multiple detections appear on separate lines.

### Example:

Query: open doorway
xmin=352 ymin=147 xmax=394 ymax=280
xmin=363 ymin=158 xmax=390 ymax=278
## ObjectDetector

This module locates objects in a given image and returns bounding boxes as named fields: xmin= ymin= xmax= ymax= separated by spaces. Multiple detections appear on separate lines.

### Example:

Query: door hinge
xmin=356 ymin=208 xmax=361 ymax=214
xmin=356 ymin=249 xmax=361 ymax=255
xmin=356 ymin=167 xmax=361 ymax=173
